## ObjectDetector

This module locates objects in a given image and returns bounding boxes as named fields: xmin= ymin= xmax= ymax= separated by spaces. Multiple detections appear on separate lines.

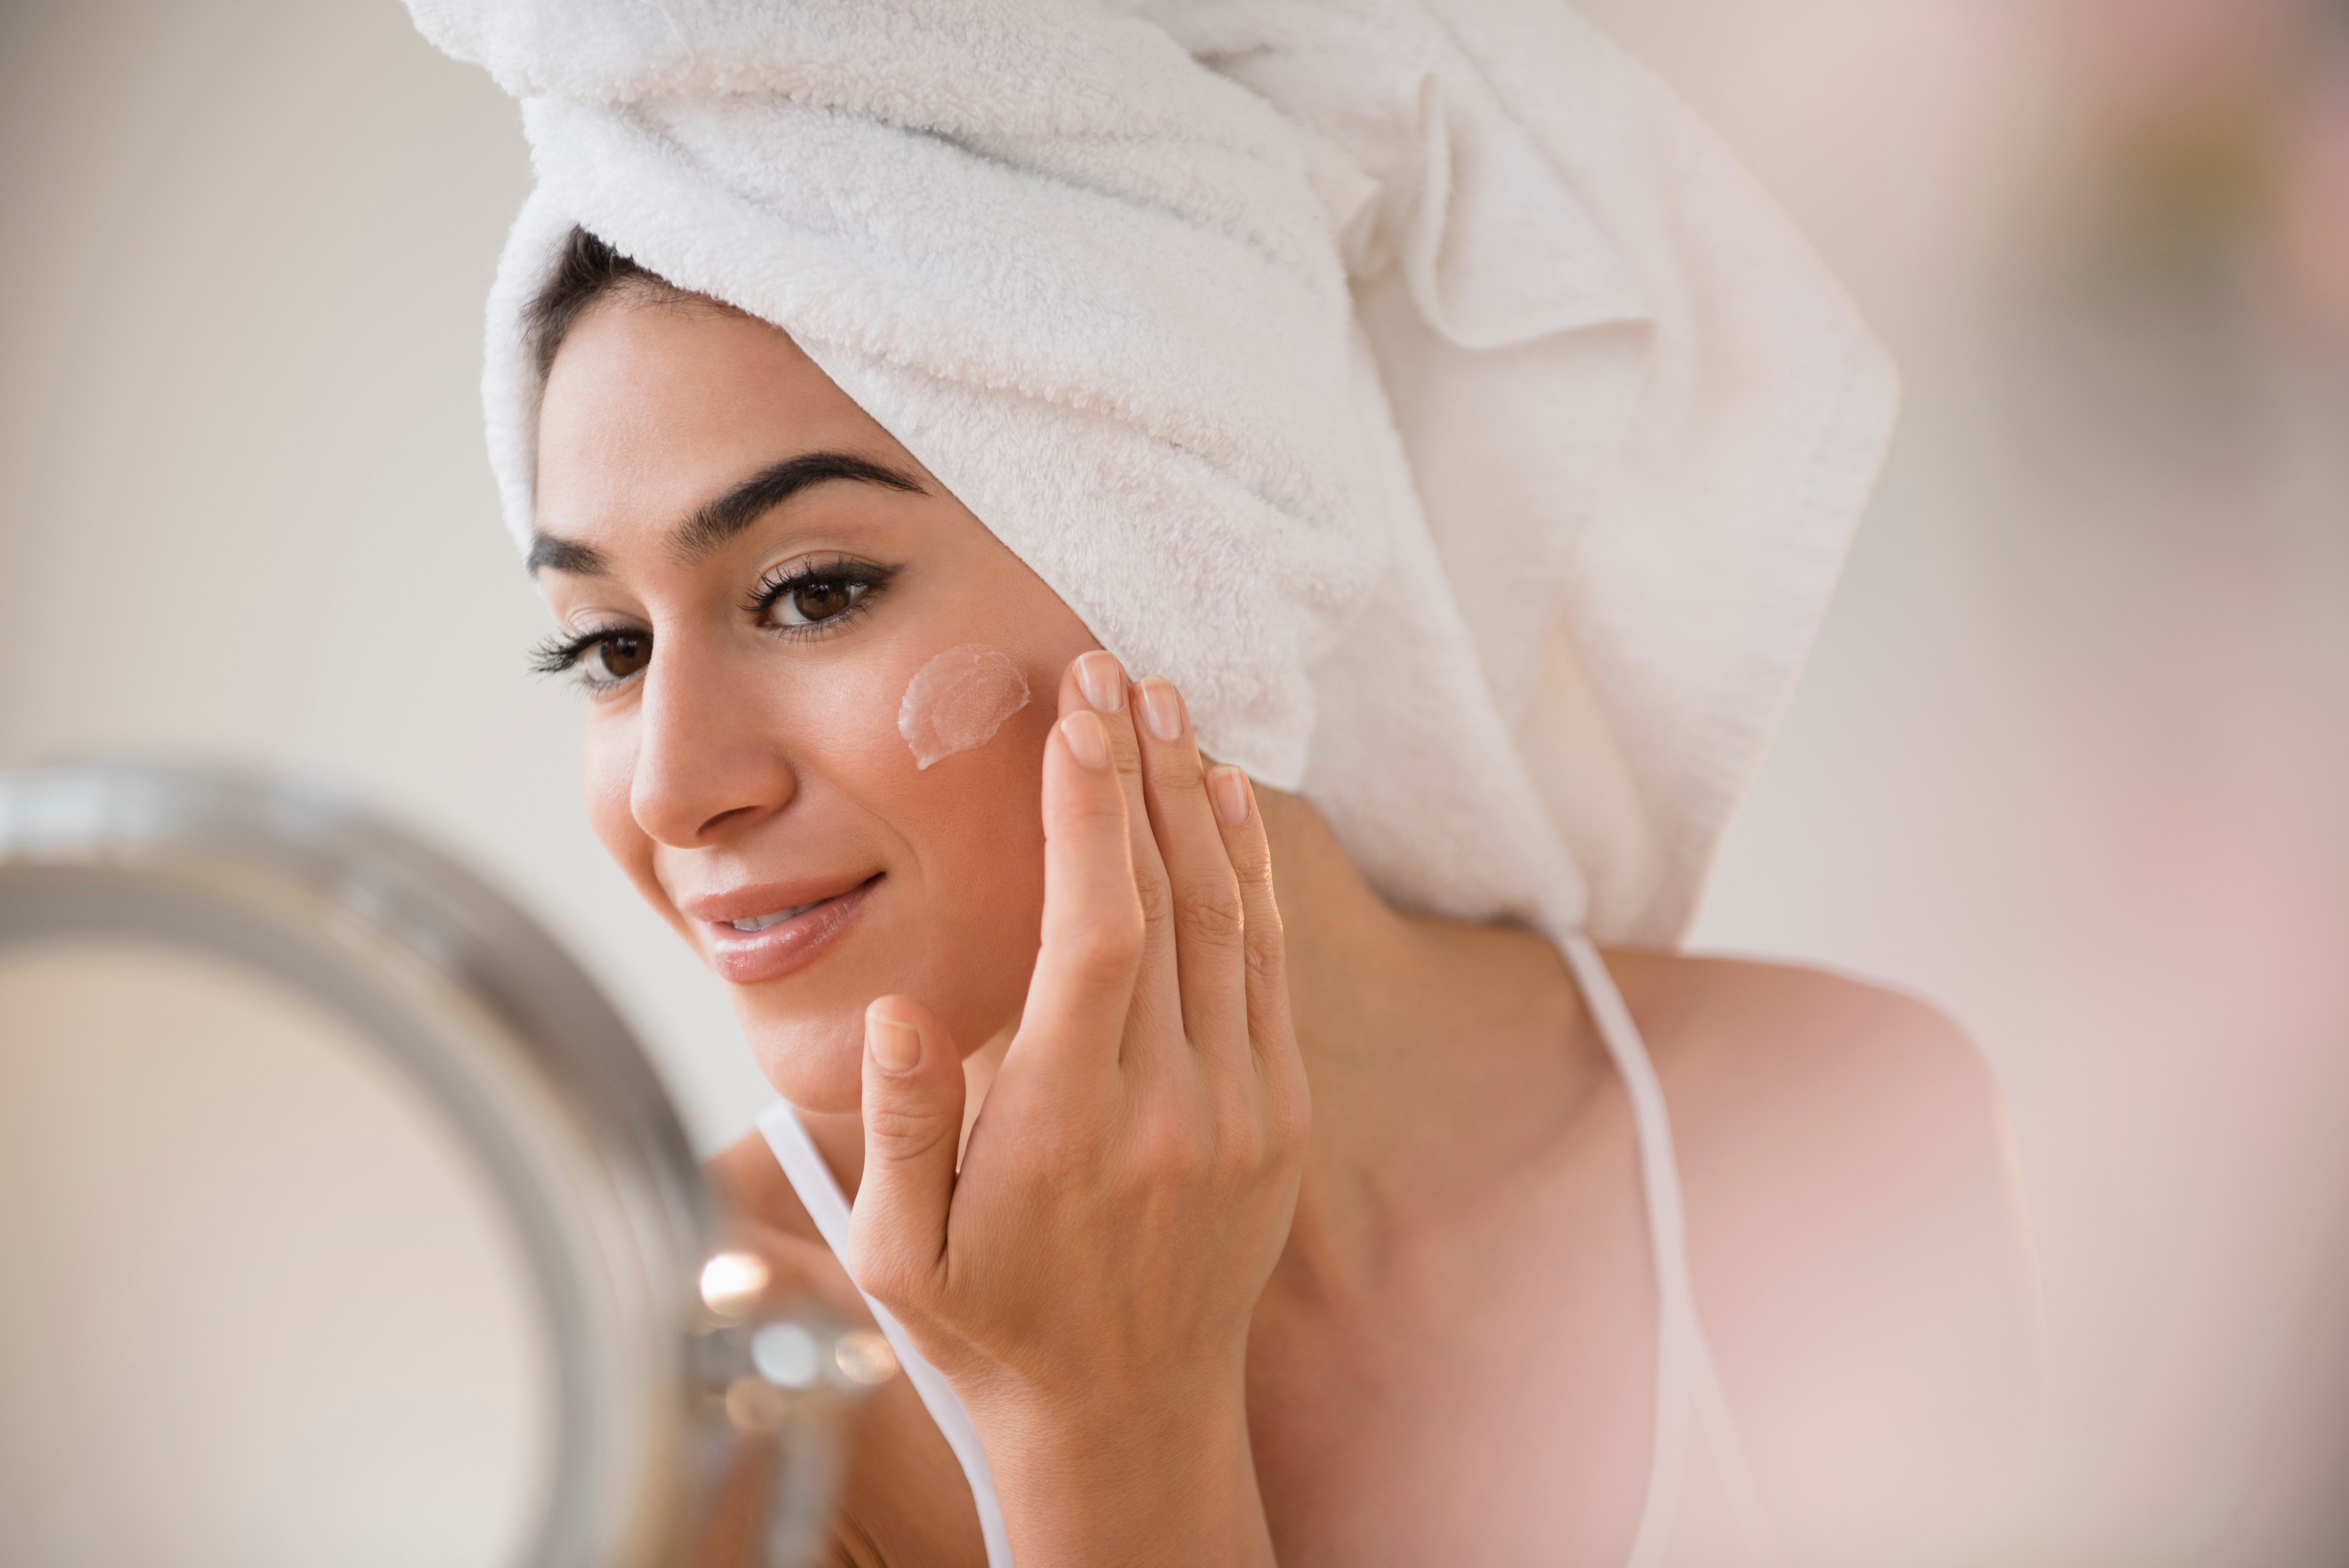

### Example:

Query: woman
xmin=416 ymin=2 xmax=2042 ymax=1563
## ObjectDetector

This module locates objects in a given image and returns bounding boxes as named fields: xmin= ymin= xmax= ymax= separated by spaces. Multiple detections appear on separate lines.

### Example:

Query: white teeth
xmin=730 ymin=903 xmax=815 ymax=933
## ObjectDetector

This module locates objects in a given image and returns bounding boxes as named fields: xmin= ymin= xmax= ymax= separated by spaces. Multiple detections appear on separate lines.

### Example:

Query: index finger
xmin=1009 ymin=694 xmax=1146 ymax=1082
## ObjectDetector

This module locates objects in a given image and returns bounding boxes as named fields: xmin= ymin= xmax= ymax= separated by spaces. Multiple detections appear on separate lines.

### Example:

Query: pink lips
xmin=702 ymin=876 xmax=881 ymax=985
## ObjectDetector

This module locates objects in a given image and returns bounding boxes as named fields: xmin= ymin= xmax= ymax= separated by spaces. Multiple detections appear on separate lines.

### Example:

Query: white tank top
xmin=756 ymin=932 xmax=1780 ymax=1567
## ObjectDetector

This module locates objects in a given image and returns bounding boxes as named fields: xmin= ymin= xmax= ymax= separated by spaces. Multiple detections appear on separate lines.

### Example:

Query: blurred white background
xmin=3 ymin=0 xmax=2344 ymax=1562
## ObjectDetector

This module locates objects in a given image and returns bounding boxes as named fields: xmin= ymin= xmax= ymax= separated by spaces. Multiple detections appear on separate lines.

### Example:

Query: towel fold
xmin=411 ymin=0 xmax=1896 ymax=946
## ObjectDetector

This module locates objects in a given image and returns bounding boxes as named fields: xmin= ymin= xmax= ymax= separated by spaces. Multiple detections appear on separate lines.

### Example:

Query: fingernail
xmin=1138 ymin=678 xmax=1185 ymax=742
xmin=1075 ymin=651 xmax=1126 ymax=713
xmin=868 ymin=1011 xmax=922 ymax=1072
xmin=1208 ymin=765 xmax=1250 ymax=826
xmin=1061 ymin=710 xmax=1112 ymax=770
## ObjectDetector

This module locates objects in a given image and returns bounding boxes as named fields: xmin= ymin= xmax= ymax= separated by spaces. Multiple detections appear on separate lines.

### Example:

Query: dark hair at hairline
xmin=524 ymin=226 xmax=696 ymax=382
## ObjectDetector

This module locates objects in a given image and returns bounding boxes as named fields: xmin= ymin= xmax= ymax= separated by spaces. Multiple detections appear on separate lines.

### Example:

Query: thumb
xmin=844 ymin=996 xmax=965 ymax=1313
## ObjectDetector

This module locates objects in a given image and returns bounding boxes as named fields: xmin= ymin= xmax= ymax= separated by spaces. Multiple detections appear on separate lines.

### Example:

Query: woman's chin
xmin=737 ymin=1010 xmax=869 ymax=1114
xmin=716 ymin=924 xmax=1036 ymax=1113
xmin=731 ymin=987 xmax=1020 ymax=1115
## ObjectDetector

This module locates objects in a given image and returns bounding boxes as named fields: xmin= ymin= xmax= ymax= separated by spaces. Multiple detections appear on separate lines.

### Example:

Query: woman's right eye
xmin=579 ymin=631 xmax=651 ymax=685
xmin=528 ymin=623 xmax=653 ymax=688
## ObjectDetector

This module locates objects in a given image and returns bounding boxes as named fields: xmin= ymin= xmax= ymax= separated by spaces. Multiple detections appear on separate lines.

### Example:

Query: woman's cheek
xmin=896 ymin=642 xmax=1031 ymax=769
xmin=922 ymin=694 xmax=1054 ymax=1017
xmin=580 ymin=718 xmax=668 ymax=919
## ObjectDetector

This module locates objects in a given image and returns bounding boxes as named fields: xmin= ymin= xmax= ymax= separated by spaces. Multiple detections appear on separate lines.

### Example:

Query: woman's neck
xmin=1248 ymin=790 xmax=1605 ymax=1289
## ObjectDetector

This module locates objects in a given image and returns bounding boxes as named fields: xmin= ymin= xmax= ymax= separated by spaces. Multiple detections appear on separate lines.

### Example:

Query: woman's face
xmin=532 ymin=293 xmax=1097 ymax=1111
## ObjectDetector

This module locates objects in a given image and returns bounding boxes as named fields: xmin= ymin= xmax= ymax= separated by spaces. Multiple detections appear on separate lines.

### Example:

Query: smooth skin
xmin=534 ymin=291 xmax=2045 ymax=1568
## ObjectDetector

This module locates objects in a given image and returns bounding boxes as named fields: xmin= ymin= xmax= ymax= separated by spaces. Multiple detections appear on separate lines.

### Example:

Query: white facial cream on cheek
xmin=898 ymin=643 xmax=1032 ymax=770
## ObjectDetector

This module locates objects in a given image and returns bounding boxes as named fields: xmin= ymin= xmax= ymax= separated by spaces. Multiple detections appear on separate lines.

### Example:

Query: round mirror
xmin=0 ymin=764 xmax=853 ymax=1568
xmin=0 ymin=935 xmax=555 ymax=1566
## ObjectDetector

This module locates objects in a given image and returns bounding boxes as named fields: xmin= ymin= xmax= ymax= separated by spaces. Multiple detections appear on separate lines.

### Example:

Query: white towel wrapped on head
xmin=410 ymin=0 xmax=1897 ymax=948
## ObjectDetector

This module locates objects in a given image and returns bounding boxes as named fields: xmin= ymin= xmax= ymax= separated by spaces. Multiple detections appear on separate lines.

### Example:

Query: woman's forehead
xmin=541 ymin=298 xmax=882 ymax=468
xmin=533 ymin=298 xmax=923 ymax=552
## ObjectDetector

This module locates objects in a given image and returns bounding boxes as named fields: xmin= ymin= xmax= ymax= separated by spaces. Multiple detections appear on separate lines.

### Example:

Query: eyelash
xmin=744 ymin=554 xmax=898 ymax=636
xmin=527 ymin=624 xmax=638 ymax=684
xmin=525 ymin=556 xmax=899 ymax=692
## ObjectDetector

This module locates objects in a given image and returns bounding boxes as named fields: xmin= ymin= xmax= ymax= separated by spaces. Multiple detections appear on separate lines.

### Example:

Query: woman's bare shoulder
xmin=1602 ymin=949 xmax=2045 ymax=1559
xmin=1603 ymin=946 xmax=1992 ymax=1094
xmin=1600 ymin=949 xmax=2026 ymax=1222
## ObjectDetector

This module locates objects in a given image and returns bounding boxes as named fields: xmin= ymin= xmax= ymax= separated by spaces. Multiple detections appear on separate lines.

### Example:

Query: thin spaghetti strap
xmin=1691 ymin=1315 xmax=1781 ymax=1564
xmin=1557 ymin=933 xmax=1781 ymax=1568
xmin=755 ymin=1102 xmax=1017 ymax=1568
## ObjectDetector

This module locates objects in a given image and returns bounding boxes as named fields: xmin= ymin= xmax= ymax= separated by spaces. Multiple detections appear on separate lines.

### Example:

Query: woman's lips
xmin=702 ymin=876 xmax=880 ymax=985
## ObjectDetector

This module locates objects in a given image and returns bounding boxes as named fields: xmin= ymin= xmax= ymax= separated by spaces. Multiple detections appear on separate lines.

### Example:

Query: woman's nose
xmin=628 ymin=638 xmax=797 ymax=847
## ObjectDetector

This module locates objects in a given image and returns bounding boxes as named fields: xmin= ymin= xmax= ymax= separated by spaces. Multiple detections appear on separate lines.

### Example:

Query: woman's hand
xmin=843 ymin=651 xmax=1308 ymax=1567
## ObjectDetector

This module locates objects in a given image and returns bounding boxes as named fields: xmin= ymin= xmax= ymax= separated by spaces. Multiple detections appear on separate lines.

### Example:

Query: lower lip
xmin=703 ymin=878 xmax=880 ymax=986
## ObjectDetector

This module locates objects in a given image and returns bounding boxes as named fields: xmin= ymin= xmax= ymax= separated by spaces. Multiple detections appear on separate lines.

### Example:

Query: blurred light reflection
xmin=1583 ymin=0 xmax=2349 ymax=1561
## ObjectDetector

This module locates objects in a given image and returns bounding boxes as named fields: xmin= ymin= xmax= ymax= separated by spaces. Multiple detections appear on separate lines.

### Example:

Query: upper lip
xmin=677 ymin=873 xmax=879 ymax=927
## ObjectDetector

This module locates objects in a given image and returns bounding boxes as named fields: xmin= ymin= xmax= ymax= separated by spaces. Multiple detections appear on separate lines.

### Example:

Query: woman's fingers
xmin=1062 ymin=652 xmax=1184 ymax=1068
xmin=1130 ymin=677 xmax=1249 ymax=1065
xmin=1010 ymin=680 xmax=1149 ymax=1080
xmin=849 ymin=667 xmax=1305 ymax=1538
xmin=1017 ymin=655 xmax=1279 ymax=1105
xmin=1207 ymin=765 xmax=1300 ymax=1094
xmin=843 ymin=997 xmax=966 ymax=1309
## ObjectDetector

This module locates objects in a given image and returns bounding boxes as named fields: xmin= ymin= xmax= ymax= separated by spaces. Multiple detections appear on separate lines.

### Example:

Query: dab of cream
xmin=899 ymin=643 xmax=1031 ymax=770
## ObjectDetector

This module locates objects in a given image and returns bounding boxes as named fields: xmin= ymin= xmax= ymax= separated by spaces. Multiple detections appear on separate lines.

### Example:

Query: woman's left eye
xmin=770 ymin=578 xmax=865 ymax=626
xmin=747 ymin=557 xmax=896 ymax=635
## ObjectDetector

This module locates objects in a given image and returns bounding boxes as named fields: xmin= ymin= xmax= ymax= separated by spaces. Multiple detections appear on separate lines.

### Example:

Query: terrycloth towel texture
xmin=411 ymin=0 xmax=1897 ymax=948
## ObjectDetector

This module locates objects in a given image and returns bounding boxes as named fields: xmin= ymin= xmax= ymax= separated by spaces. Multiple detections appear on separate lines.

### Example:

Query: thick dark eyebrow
xmin=524 ymin=534 xmax=609 ymax=575
xmin=672 ymin=451 xmax=925 ymax=563
xmin=524 ymin=450 xmax=926 ymax=577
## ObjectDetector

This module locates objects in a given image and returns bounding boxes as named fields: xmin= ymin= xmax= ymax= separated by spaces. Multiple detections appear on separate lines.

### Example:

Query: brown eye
xmin=584 ymin=632 xmax=649 ymax=682
xmin=796 ymin=581 xmax=852 ymax=620
xmin=770 ymin=577 xmax=867 ymax=628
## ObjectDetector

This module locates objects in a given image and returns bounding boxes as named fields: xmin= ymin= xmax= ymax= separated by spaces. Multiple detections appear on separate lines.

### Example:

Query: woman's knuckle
xmin=1068 ymin=811 xmax=1126 ymax=847
xmin=1065 ymin=910 xmax=1143 ymax=974
xmin=864 ymin=1102 xmax=952 ymax=1158
xmin=1129 ymin=1115 xmax=1210 ymax=1186
xmin=843 ymin=1236 xmax=920 ymax=1308
xmin=1132 ymin=864 xmax=1175 ymax=928
xmin=1225 ymin=823 xmax=1274 ymax=878
xmin=1217 ymin=1114 xmax=1269 ymax=1177
xmin=1139 ymin=741 xmax=1187 ymax=781
xmin=1243 ymin=924 xmax=1287 ymax=987
xmin=1174 ymin=884 xmax=1246 ymax=950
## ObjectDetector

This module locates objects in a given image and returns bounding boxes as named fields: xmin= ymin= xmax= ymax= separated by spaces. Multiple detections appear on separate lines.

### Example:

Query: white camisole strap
xmin=755 ymin=1101 xmax=1016 ymax=1568
xmin=757 ymin=930 xmax=1776 ymax=1568
xmin=1558 ymin=931 xmax=1782 ymax=1568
